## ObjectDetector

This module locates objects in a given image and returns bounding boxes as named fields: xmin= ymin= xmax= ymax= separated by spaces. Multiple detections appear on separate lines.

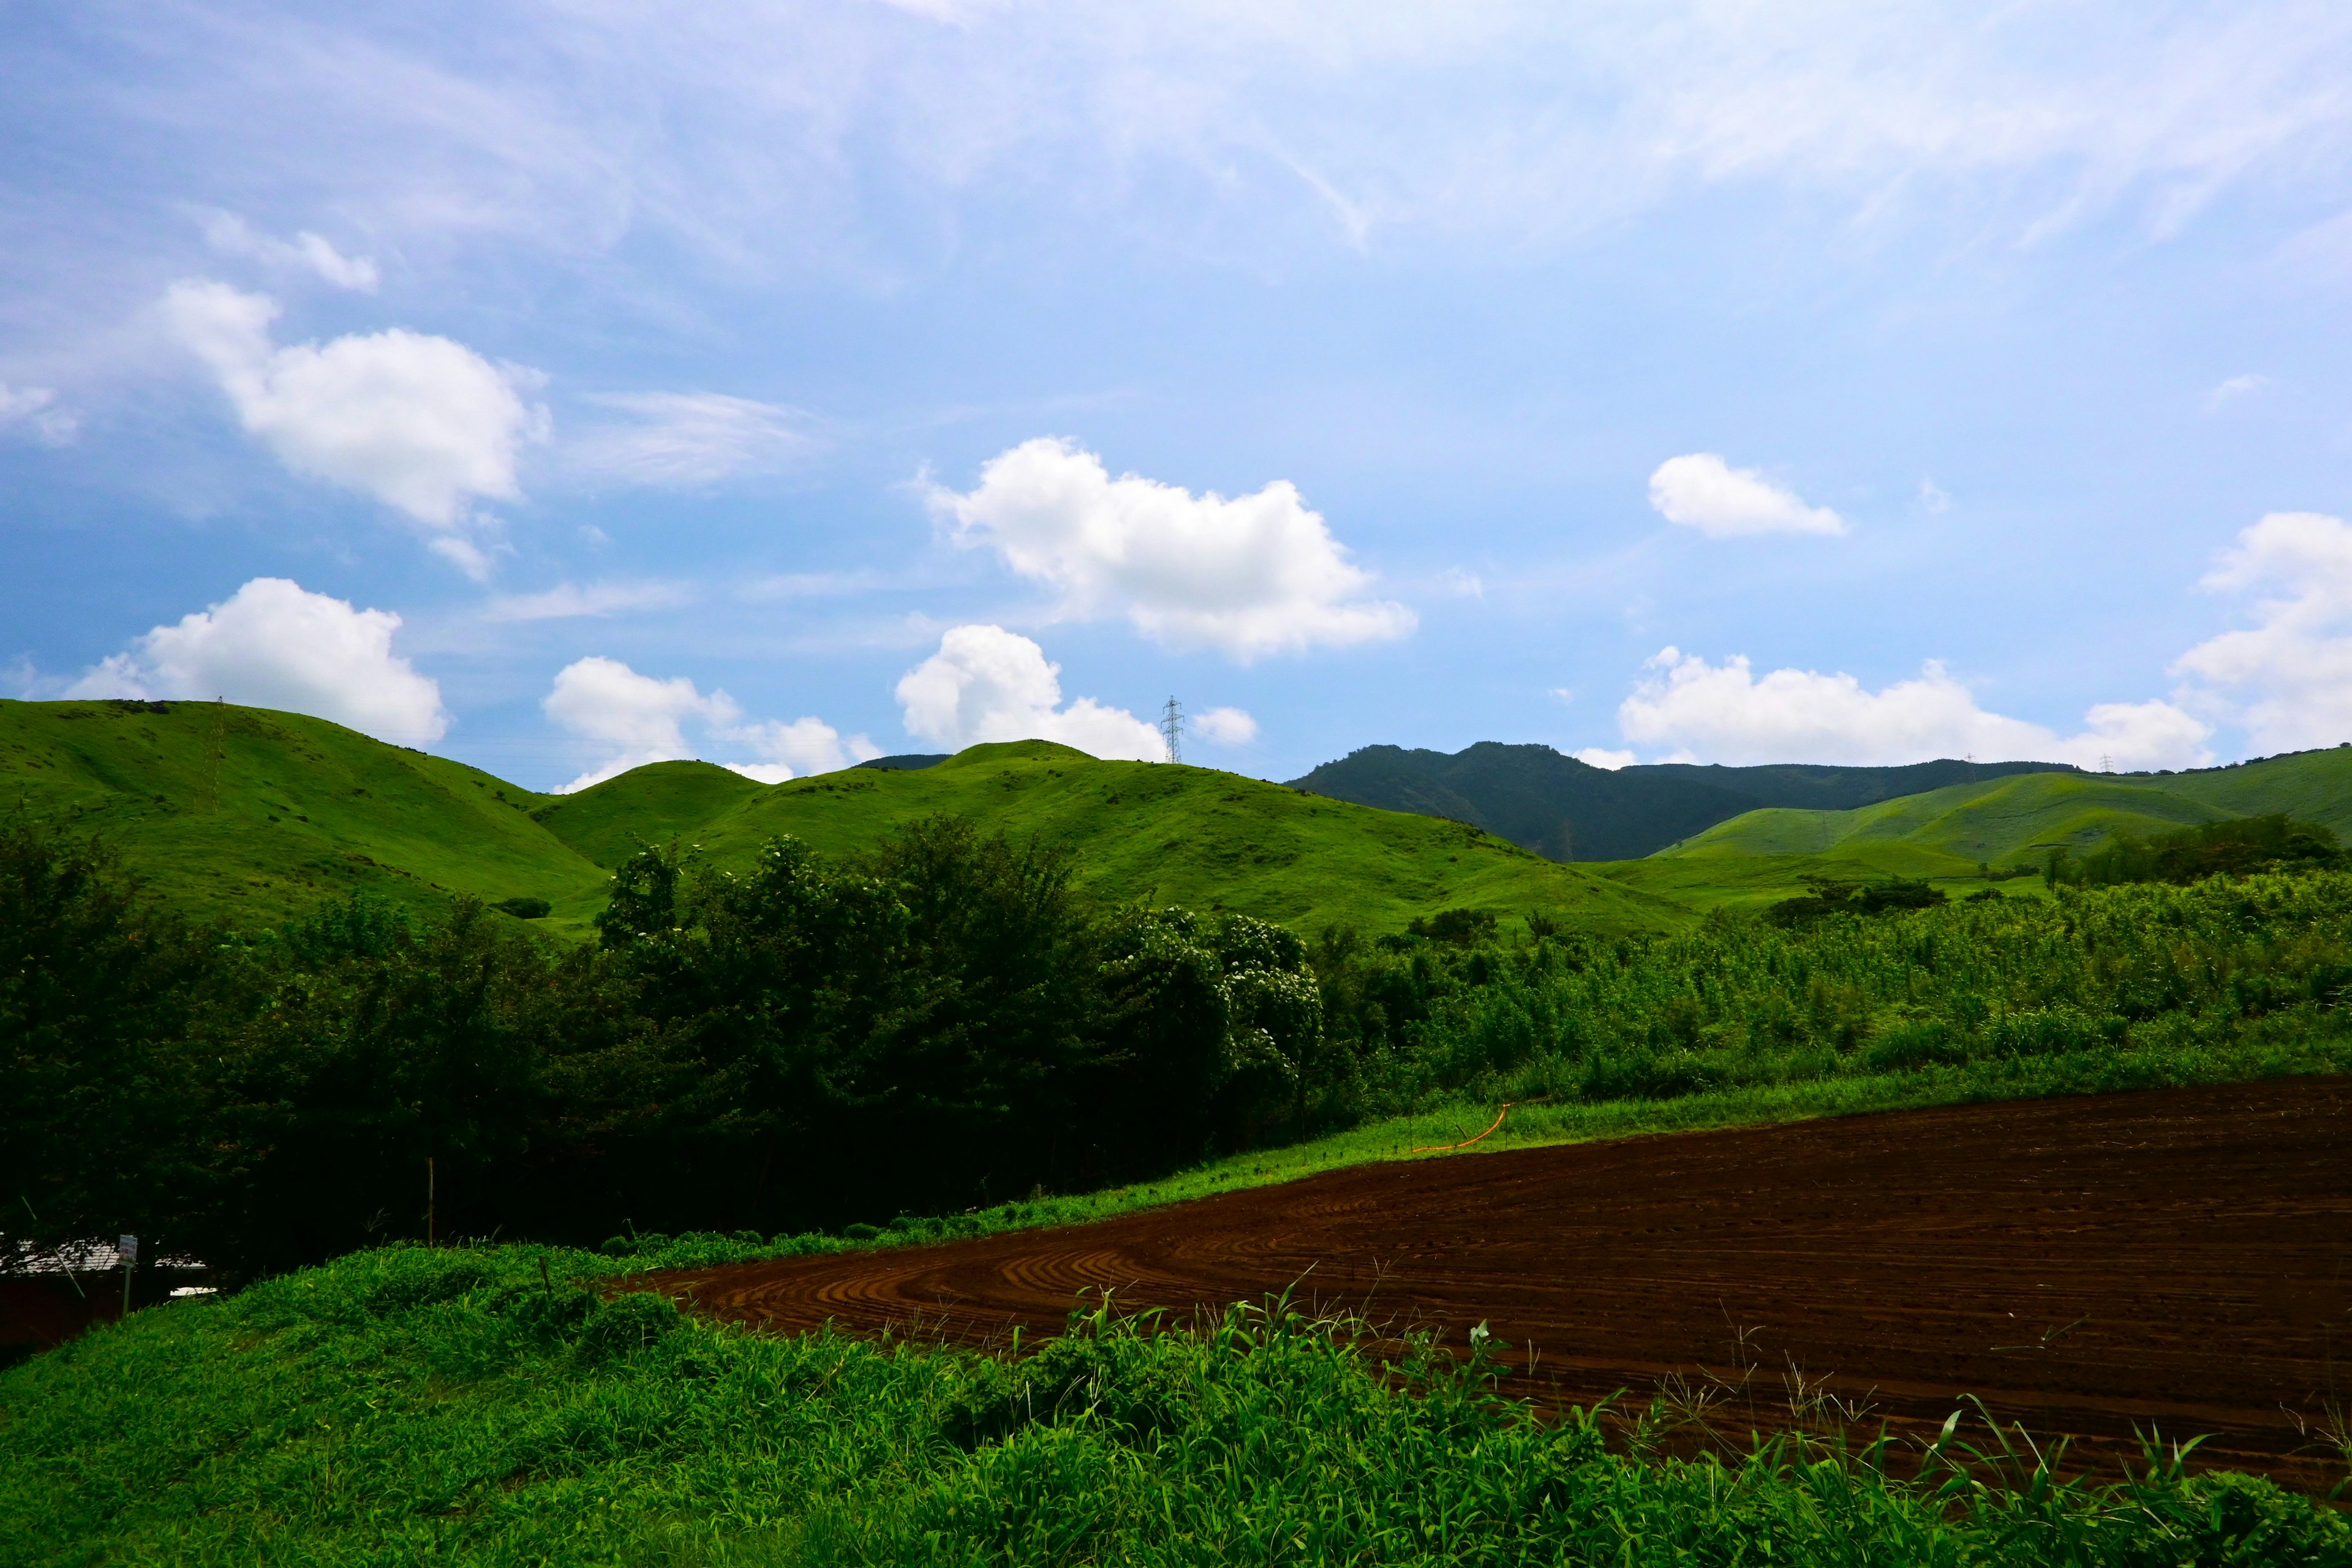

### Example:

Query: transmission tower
xmin=1159 ymin=696 xmax=1184 ymax=765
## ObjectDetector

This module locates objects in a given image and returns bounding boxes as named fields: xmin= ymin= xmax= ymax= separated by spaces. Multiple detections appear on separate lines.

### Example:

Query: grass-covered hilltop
xmin=8 ymin=695 xmax=2352 ymax=1564
xmin=0 ymin=698 xmax=1683 ymax=940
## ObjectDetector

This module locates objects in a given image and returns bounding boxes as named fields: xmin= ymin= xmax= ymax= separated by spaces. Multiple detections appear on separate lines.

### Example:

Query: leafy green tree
xmin=0 ymin=820 xmax=236 ymax=1271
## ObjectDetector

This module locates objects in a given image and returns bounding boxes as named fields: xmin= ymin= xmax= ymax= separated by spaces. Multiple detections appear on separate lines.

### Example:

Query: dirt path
xmin=652 ymin=1079 xmax=2352 ymax=1487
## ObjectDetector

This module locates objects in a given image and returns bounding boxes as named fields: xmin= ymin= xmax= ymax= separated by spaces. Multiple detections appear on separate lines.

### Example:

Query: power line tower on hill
xmin=1159 ymin=696 xmax=1184 ymax=765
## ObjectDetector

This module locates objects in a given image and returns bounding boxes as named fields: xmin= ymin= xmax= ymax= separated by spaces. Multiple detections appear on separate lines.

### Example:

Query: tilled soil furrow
xmin=650 ymin=1079 xmax=2352 ymax=1487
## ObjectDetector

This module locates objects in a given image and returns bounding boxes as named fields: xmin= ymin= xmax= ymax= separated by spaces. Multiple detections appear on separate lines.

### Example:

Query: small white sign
xmin=117 ymin=1235 xmax=138 ymax=1262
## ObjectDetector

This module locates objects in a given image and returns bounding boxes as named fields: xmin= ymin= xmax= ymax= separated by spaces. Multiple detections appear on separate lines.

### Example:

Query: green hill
xmin=547 ymin=739 xmax=1690 ymax=937
xmin=0 ymin=703 xmax=1689 ymax=940
xmin=1646 ymin=747 xmax=2352 ymax=874
xmin=1288 ymin=742 xmax=2071 ymax=861
xmin=0 ymin=698 xmax=611 ymax=937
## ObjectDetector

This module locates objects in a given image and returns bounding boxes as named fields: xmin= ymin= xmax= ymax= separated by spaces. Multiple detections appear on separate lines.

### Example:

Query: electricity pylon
xmin=1159 ymin=696 xmax=1184 ymax=765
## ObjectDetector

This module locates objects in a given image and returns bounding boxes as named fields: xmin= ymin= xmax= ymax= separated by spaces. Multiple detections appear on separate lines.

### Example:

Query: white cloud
xmin=481 ymin=580 xmax=694 ymax=622
xmin=724 ymin=719 xmax=883 ymax=783
xmin=64 ymin=577 xmax=447 ymax=745
xmin=543 ymin=656 xmax=872 ymax=791
xmin=1436 ymin=567 xmax=1485 ymax=598
xmin=2173 ymin=511 xmax=2352 ymax=753
xmin=160 ymin=280 xmax=547 ymax=557
xmin=571 ymin=391 xmax=823 ymax=486
xmin=2204 ymin=373 xmax=2271 ymax=410
xmin=927 ymin=437 xmax=1414 ymax=662
xmin=202 ymin=212 xmax=380 ymax=292
xmin=1194 ymin=706 xmax=1258 ymax=744
xmin=894 ymin=624 xmax=1164 ymax=760
xmin=1574 ymin=747 xmax=1637 ymax=770
xmin=1917 ymin=478 xmax=1953 ymax=514
xmin=1648 ymin=453 xmax=1846 ymax=538
xmin=1618 ymin=647 xmax=2211 ymax=771
xmin=0 ymin=383 xmax=79 ymax=446
xmin=544 ymin=656 xmax=740 ymax=791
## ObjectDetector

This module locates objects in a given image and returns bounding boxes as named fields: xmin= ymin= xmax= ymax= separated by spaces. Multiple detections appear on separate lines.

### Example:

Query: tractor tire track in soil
xmin=652 ymin=1080 xmax=2352 ymax=1487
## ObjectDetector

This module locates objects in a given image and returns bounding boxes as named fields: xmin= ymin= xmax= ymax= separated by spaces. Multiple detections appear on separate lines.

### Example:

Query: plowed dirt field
xmin=652 ymin=1080 xmax=2352 ymax=1485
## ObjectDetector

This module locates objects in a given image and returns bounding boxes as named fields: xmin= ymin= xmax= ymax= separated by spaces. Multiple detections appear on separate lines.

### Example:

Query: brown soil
xmin=652 ymin=1079 xmax=2352 ymax=1488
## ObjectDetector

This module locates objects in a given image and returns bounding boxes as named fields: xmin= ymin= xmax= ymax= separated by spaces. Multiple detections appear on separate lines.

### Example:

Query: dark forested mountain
xmin=1286 ymin=743 xmax=2077 ymax=861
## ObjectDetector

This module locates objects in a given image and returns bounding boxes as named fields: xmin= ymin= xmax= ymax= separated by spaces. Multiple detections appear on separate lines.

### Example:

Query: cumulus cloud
xmin=64 ymin=577 xmax=447 ymax=745
xmin=202 ymin=212 xmax=380 ymax=292
xmin=481 ymin=579 xmax=693 ymax=622
xmin=0 ymin=383 xmax=78 ymax=446
xmin=1648 ymin=453 xmax=1846 ymax=538
xmin=1617 ymin=647 xmax=2211 ymax=771
xmin=1574 ymin=747 xmax=1637 ymax=770
xmin=723 ymin=718 xmax=883 ymax=784
xmin=2173 ymin=511 xmax=2352 ymax=753
xmin=1193 ymin=706 xmax=1258 ymax=745
xmin=543 ymin=656 xmax=873 ymax=791
xmin=894 ymin=624 xmax=1164 ymax=760
xmin=927 ymin=437 xmax=1414 ymax=662
xmin=545 ymin=657 xmax=736 ymax=791
xmin=160 ymin=280 xmax=547 ymax=565
xmin=570 ymin=392 xmax=823 ymax=486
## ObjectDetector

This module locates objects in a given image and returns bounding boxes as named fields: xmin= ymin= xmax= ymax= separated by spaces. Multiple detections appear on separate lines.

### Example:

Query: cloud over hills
xmin=65 ymin=578 xmax=449 ymax=746
xmin=929 ymin=438 xmax=1413 ymax=662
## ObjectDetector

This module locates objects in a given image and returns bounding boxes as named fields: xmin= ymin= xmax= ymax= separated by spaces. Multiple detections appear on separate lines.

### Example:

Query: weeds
xmin=6 ymin=1243 xmax=2345 ymax=1566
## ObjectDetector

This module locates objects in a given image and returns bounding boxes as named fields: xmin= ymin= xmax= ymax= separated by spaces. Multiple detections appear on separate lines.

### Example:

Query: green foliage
xmin=1303 ymin=869 xmax=2352 ymax=1120
xmin=2 ymin=815 xmax=1332 ymax=1273
xmin=1765 ymin=875 xmax=1945 ymax=925
xmin=3 ymin=1245 xmax=2343 ymax=1566
xmin=2067 ymin=814 xmax=2345 ymax=886
xmin=0 ymin=818 xmax=249 ymax=1267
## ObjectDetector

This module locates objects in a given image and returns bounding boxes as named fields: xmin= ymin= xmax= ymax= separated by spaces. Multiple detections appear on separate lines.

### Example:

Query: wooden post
xmin=118 ymin=1235 xmax=137 ymax=1319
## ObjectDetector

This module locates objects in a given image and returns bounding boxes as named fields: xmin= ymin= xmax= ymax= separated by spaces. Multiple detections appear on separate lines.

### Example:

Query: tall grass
xmin=1310 ymin=868 xmax=2352 ymax=1121
xmin=3 ymin=1243 xmax=2342 ymax=1566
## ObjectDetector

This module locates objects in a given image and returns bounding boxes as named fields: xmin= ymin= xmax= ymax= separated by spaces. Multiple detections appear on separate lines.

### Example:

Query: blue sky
xmin=7 ymin=1 xmax=2352 ymax=791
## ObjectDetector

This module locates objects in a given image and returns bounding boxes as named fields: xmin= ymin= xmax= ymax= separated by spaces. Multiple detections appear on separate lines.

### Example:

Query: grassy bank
xmin=3 ymin=1245 xmax=2342 ymax=1567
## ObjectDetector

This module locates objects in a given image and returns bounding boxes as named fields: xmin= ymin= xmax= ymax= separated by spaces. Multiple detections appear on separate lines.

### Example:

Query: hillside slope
xmin=0 ymin=698 xmax=609 ymax=934
xmin=1656 ymin=746 xmax=2352 ymax=871
xmin=1288 ymin=742 xmax=2072 ymax=861
xmin=0 ymin=704 xmax=1689 ymax=939
xmin=548 ymin=741 xmax=1691 ymax=936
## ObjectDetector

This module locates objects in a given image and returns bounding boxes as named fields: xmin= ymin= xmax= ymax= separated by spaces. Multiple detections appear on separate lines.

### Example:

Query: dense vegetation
xmin=5 ymin=1243 xmax=2344 ymax=1567
xmin=12 ymin=804 xmax=2352 ymax=1286
xmin=2054 ymin=813 xmax=2345 ymax=887
xmin=1299 ymin=869 xmax=2352 ymax=1122
xmin=1 ymin=815 xmax=1326 ymax=1278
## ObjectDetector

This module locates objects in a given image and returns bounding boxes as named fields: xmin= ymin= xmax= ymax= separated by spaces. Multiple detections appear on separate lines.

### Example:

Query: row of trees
xmin=1 ymin=818 xmax=1319 ymax=1280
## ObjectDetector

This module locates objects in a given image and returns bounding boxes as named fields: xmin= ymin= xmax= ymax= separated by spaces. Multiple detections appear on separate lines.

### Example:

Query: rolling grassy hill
xmin=543 ymin=739 xmax=1691 ymax=937
xmin=0 ymin=701 xmax=1689 ymax=939
xmin=1624 ymin=745 xmax=2352 ymax=884
xmin=0 ymin=698 xmax=610 ymax=937
xmin=1289 ymin=742 xmax=2071 ymax=861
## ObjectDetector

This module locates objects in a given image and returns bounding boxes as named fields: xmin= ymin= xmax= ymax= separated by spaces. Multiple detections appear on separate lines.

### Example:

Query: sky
xmin=7 ymin=1 xmax=2352 ymax=793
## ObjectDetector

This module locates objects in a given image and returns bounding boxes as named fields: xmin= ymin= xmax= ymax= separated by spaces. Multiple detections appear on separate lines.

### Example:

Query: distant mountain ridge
xmin=1286 ymin=742 xmax=2077 ymax=861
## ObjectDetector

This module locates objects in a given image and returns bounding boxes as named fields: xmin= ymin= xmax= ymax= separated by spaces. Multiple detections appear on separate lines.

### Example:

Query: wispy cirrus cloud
xmin=480 ymin=579 xmax=694 ymax=622
xmin=568 ymin=391 xmax=824 ymax=487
